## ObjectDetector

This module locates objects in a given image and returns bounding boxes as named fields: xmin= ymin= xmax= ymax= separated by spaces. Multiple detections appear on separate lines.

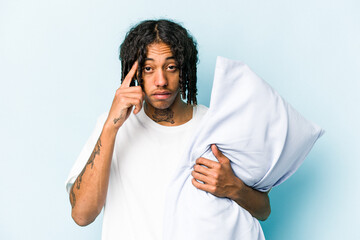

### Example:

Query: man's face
xmin=141 ymin=42 xmax=181 ymax=110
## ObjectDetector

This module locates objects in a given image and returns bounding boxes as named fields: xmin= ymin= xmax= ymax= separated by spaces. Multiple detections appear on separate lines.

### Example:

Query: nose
xmin=154 ymin=69 xmax=168 ymax=87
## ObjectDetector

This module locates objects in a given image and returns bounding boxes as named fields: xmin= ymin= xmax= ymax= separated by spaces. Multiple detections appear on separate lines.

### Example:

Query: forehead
xmin=146 ymin=42 xmax=173 ymax=58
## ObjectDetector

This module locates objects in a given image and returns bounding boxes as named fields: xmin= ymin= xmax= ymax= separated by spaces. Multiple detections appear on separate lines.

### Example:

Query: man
xmin=66 ymin=19 xmax=270 ymax=239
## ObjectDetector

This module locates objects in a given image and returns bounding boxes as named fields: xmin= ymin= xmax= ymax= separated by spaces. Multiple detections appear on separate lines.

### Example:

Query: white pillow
xmin=206 ymin=56 xmax=324 ymax=191
xmin=163 ymin=56 xmax=324 ymax=240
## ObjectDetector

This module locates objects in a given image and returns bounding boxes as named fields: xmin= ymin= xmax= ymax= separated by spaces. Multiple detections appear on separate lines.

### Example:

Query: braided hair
xmin=119 ymin=19 xmax=198 ymax=105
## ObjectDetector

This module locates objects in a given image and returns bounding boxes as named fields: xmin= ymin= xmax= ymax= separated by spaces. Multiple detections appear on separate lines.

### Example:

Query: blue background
xmin=1 ymin=0 xmax=359 ymax=239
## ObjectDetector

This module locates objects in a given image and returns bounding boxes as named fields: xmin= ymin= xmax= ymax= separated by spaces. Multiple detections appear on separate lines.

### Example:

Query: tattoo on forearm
xmin=152 ymin=108 xmax=175 ymax=124
xmin=113 ymin=113 xmax=124 ymax=125
xmin=87 ymin=137 xmax=102 ymax=169
xmin=71 ymin=136 xmax=102 ymax=208
xmin=70 ymin=187 xmax=76 ymax=209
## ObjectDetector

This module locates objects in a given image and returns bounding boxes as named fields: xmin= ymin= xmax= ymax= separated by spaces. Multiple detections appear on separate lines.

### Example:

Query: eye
xmin=167 ymin=65 xmax=177 ymax=71
xmin=143 ymin=66 xmax=152 ymax=72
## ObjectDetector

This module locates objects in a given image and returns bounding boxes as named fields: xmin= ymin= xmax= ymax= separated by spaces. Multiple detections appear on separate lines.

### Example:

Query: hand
xmin=192 ymin=144 xmax=271 ymax=220
xmin=191 ymin=144 xmax=243 ymax=199
xmin=105 ymin=61 xmax=144 ymax=131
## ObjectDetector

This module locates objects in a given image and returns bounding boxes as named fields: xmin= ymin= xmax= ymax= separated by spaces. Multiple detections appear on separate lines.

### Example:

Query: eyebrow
xmin=144 ymin=56 xmax=175 ymax=61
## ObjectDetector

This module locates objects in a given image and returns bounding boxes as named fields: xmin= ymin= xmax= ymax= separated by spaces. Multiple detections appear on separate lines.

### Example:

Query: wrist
xmin=102 ymin=120 xmax=119 ymax=140
xmin=227 ymin=176 xmax=246 ymax=202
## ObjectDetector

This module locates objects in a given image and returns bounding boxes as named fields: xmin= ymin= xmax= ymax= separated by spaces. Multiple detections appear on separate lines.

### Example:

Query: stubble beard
xmin=144 ymin=90 xmax=181 ymax=124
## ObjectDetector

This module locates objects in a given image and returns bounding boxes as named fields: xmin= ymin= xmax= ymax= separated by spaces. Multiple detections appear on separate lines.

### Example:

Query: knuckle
xmin=119 ymin=97 xmax=126 ymax=104
xmin=115 ymin=89 xmax=122 ymax=96
xmin=193 ymin=165 xmax=199 ymax=171
xmin=136 ymin=93 xmax=142 ymax=99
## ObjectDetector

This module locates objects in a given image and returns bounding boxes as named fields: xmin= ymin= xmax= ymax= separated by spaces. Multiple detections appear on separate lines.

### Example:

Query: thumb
xmin=211 ymin=144 xmax=229 ymax=164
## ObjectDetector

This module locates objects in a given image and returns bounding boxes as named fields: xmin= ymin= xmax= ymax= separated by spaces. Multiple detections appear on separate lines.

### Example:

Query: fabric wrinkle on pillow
xmin=163 ymin=56 xmax=324 ymax=240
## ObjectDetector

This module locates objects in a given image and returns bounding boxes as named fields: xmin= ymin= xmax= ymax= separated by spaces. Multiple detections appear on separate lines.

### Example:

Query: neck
xmin=144 ymin=95 xmax=193 ymax=126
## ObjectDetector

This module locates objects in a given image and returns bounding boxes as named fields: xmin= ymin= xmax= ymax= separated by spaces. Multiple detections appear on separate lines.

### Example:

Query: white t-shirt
xmin=65 ymin=104 xmax=208 ymax=240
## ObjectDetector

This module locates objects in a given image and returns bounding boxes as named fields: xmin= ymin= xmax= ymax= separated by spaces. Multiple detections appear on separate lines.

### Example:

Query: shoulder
xmin=194 ymin=104 xmax=208 ymax=119
xmin=95 ymin=112 xmax=109 ymax=128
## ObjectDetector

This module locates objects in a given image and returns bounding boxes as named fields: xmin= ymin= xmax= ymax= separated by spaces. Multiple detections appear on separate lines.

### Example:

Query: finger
xmin=133 ymin=98 xmax=143 ymax=115
xmin=191 ymin=170 xmax=213 ymax=185
xmin=196 ymin=157 xmax=219 ymax=169
xmin=134 ymin=91 xmax=145 ymax=114
xmin=117 ymin=85 xmax=143 ymax=94
xmin=114 ymin=86 xmax=143 ymax=106
xmin=193 ymin=164 xmax=211 ymax=176
xmin=115 ymin=95 xmax=142 ymax=113
xmin=124 ymin=96 xmax=143 ymax=110
xmin=116 ymin=92 xmax=143 ymax=101
xmin=114 ymin=86 xmax=143 ymax=103
xmin=211 ymin=144 xmax=229 ymax=164
xmin=121 ymin=61 xmax=139 ymax=88
xmin=192 ymin=178 xmax=215 ymax=194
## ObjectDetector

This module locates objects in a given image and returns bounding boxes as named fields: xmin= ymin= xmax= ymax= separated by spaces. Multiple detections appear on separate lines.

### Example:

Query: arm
xmin=70 ymin=62 xmax=144 ymax=226
xmin=191 ymin=144 xmax=271 ymax=221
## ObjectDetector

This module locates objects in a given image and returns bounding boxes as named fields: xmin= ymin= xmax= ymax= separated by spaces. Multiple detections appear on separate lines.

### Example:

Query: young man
xmin=66 ymin=19 xmax=270 ymax=239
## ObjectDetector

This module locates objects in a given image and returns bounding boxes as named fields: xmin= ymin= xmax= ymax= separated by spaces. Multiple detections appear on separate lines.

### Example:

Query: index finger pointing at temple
xmin=121 ymin=61 xmax=139 ymax=88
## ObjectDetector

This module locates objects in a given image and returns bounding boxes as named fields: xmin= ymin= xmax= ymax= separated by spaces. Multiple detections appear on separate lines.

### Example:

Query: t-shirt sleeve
xmin=65 ymin=113 xmax=108 ymax=194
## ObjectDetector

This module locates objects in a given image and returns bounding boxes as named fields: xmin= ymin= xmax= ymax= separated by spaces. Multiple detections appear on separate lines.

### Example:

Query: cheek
xmin=141 ymin=77 xmax=152 ymax=92
xmin=168 ymin=74 xmax=180 ymax=88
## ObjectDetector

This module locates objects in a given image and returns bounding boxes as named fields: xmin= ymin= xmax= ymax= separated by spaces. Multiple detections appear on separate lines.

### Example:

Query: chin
xmin=149 ymin=100 xmax=173 ymax=110
xmin=146 ymin=93 xmax=179 ymax=110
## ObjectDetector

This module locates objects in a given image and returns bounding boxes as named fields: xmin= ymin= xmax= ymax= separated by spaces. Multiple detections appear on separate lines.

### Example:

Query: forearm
xmin=70 ymin=125 xmax=117 ymax=226
xmin=229 ymin=177 xmax=271 ymax=221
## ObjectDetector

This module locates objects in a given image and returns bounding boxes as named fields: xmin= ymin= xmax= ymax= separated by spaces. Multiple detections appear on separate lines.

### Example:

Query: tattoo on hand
xmin=152 ymin=108 xmax=175 ymax=124
xmin=71 ymin=136 xmax=102 ymax=208
xmin=113 ymin=113 xmax=124 ymax=125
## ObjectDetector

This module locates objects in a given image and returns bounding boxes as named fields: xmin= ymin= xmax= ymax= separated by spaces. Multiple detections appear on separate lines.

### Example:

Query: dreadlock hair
xmin=119 ymin=19 xmax=198 ymax=105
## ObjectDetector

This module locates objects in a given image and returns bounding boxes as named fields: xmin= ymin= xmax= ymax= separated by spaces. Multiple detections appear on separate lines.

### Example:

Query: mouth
xmin=152 ymin=91 xmax=172 ymax=100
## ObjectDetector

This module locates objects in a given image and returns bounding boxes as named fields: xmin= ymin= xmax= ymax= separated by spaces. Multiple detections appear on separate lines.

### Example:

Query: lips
xmin=152 ymin=91 xmax=172 ymax=100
